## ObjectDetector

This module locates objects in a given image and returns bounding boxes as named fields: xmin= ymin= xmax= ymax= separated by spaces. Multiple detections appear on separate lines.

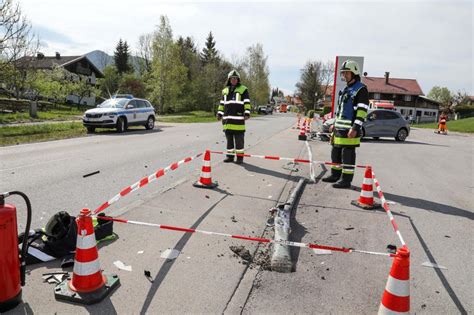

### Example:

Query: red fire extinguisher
xmin=0 ymin=191 xmax=32 ymax=313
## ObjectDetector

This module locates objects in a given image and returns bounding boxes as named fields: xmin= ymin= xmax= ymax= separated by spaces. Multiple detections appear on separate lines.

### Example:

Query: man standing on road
xmin=217 ymin=70 xmax=251 ymax=164
xmin=322 ymin=60 xmax=369 ymax=188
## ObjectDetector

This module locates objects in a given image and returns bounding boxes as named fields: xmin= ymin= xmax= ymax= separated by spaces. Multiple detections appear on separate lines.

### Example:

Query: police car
xmin=83 ymin=95 xmax=156 ymax=133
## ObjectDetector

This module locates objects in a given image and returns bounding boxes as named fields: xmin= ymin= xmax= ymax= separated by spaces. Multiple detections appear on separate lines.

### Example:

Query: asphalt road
xmin=1 ymin=115 xmax=472 ymax=314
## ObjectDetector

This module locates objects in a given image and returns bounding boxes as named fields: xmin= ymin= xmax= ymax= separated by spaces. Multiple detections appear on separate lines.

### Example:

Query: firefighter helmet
xmin=340 ymin=60 xmax=360 ymax=76
xmin=227 ymin=69 xmax=241 ymax=79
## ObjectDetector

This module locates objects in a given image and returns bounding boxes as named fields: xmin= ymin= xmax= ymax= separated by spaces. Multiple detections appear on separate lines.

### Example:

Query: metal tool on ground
xmin=271 ymin=178 xmax=306 ymax=273
xmin=298 ymin=119 xmax=307 ymax=141
xmin=94 ymin=216 xmax=395 ymax=258
xmin=94 ymin=153 xmax=202 ymax=214
xmin=351 ymin=166 xmax=381 ymax=209
xmin=54 ymin=208 xmax=119 ymax=305
xmin=0 ymin=191 xmax=32 ymax=313
xmin=305 ymin=141 xmax=316 ymax=182
xmin=193 ymin=150 xmax=218 ymax=189
xmin=378 ymin=247 xmax=410 ymax=314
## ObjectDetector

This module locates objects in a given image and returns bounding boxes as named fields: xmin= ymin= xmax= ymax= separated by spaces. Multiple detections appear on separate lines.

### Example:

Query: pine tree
xmin=114 ymin=39 xmax=131 ymax=74
xmin=200 ymin=32 xmax=218 ymax=65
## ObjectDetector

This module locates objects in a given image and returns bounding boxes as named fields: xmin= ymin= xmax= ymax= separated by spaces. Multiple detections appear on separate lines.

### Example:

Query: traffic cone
xmin=193 ymin=150 xmax=218 ymax=189
xmin=351 ymin=166 xmax=380 ymax=210
xmin=298 ymin=119 xmax=307 ymax=141
xmin=378 ymin=247 xmax=410 ymax=314
xmin=55 ymin=208 xmax=119 ymax=305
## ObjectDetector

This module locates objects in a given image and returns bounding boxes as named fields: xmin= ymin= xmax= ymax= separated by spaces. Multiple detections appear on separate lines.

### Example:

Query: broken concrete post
xmin=271 ymin=178 xmax=306 ymax=273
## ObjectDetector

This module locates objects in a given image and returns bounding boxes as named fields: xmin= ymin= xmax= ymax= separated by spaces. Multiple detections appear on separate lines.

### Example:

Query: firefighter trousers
xmin=330 ymin=146 xmax=356 ymax=183
xmin=225 ymin=131 xmax=245 ymax=160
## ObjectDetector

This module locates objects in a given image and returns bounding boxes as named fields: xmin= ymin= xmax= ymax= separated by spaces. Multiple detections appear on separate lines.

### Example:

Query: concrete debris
xmin=114 ymin=260 xmax=132 ymax=272
xmin=161 ymin=248 xmax=181 ymax=260
xmin=230 ymin=245 xmax=252 ymax=262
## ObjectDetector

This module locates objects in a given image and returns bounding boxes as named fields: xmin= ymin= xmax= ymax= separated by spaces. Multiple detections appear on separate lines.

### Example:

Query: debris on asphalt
xmin=137 ymin=250 xmax=144 ymax=254
xmin=144 ymin=165 xmax=148 ymax=168
xmin=231 ymin=216 xmax=237 ymax=223
xmin=83 ymin=170 xmax=100 ymax=178
xmin=114 ymin=260 xmax=132 ymax=272
xmin=161 ymin=248 xmax=181 ymax=260
xmin=144 ymin=270 xmax=153 ymax=282
xmin=344 ymin=227 xmax=354 ymax=231
xmin=422 ymin=261 xmax=447 ymax=270
xmin=205 ymin=195 xmax=210 ymax=199
xmin=42 ymin=272 xmax=68 ymax=284
xmin=444 ymin=235 xmax=451 ymax=238
xmin=230 ymin=245 xmax=252 ymax=262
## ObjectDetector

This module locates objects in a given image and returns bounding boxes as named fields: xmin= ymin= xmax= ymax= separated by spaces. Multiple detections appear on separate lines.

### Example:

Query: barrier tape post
xmin=94 ymin=216 xmax=396 ymax=258
xmin=94 ymin=153 xmax=203 ymax=215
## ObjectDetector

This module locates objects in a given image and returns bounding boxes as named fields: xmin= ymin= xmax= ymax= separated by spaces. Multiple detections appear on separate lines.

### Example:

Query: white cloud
xmin=20 ymin=0 xmax=472 ymax=95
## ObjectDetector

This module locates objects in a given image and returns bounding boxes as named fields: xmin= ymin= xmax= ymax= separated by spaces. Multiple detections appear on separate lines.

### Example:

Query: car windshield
xmin=98 ymin=98 xmax=129 ymax=108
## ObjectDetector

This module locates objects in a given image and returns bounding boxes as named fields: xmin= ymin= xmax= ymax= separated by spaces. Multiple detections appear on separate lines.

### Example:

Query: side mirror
xmin=126 ymin=105 xmax=134 ymax=109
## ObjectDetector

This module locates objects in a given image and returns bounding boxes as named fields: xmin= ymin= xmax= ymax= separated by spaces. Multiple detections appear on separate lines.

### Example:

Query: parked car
xmin=321 ymin=109 xmax=410 ymax=141
xmin=82 ymin=95 xmax=156 ymax=133
xmin=257 ymin=105 xmax=273 ymax=115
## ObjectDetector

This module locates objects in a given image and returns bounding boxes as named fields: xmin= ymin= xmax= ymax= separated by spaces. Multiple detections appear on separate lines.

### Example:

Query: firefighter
xmin=217 ymin=70 xmax=251 ymax=164
xmin=322 ymin=60 xmax=369 ymax=188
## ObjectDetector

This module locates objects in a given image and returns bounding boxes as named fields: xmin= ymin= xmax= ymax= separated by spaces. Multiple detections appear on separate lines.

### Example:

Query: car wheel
xmin=395 ymin=128 xmax=408 ymax=142
xmin=116 ymin=117 xmax=126 ymax=133
xmin=145 ymin=116 xmax=155 ymax=130
xmin=86 ymin=126 xmax=95 ymax=133
xmin=373 ymin=137 xmax=380 ymax=140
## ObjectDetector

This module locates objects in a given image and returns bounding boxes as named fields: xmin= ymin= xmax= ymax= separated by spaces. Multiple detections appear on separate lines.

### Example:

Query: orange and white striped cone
xmin=351 ymin=166 xmax=380 ymax=210
xmin=55 ymin=208 xmax=119 ymax=305
xmin=193 ymin=150 xmax=218 ymax=189
xmin=298 ymin=119 xmax=307 ymax=141
xmin=378 ymin=247 xmax=410 ymax=314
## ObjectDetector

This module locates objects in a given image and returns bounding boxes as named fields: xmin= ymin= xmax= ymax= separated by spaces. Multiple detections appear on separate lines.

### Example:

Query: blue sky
xmin=21 ymin=0 xmax=473 ymax=96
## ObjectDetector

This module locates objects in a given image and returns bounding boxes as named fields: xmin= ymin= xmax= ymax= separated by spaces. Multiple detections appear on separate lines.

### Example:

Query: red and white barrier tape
xmin=93 ymin=153 xmax=203 ymax=214
xmin=372 ymin=171 xmax=407 ymax=248
xmin=210 ymin=151 xmax=368 ymax=169
xmin=95 ymin=216 xmax=396 ymax=258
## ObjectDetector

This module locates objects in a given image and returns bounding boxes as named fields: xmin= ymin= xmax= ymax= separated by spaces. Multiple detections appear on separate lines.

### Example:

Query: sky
xmin=20 ymin=0 xmax=473 ymax=96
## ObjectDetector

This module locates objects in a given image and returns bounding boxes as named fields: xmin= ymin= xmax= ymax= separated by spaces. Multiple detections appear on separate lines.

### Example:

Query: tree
xmin=200 ymin=32 xmax=218 ymax=65
xmin=148 ymin=15 xmax=187 ymax=113
xmin=427 ymin=86 xmax=452 ymax=109
xmin=242 ymin=43 xmax=270 ymax=106
xmin=99 ymin=65 xmax=121 ymax=99
xmin=120 ymin=73 xmax=146 ymax=98
xmin=30 ymin=66 xmax=72 ymax=103
xmin=295 ymin=60 xmax=325 ymax=110
xmin=137 ymin=33 xmax=153 ymax=74
xmin=114 ymin=39 xmax=131 ymax=74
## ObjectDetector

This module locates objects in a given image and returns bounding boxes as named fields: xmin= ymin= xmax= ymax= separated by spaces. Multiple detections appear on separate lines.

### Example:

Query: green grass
xmin=156 ymin=111 xmax=217 ymax=123
xmin=0 ymin=122 xmax=86 ymax=146
xmin=0 ymin=108 xmax=85 ymax=124
xmin=413 ymin=117 xmax=474 ymax=133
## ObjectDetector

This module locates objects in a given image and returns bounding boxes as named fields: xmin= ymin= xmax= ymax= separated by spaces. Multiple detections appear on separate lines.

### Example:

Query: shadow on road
xmin=89 ymin=128 xmax=163 ymax=136
xmin=139 ymin=195 xmax=228 ymax=315
xmin=354 ymin=187 xmax=473 ymax=221
xmin=241 ymin=163 xmax=302 ymax=182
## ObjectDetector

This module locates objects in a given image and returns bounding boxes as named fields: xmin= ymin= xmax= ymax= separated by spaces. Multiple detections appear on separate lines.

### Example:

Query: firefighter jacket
xmin=217 ymin=84 xmax=251 ymax=133
xmin=333 ymin=80 xmax=369 ymax=147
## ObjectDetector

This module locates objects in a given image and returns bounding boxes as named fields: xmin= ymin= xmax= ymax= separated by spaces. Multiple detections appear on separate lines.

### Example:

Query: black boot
xmin=332 ymin=173 xmax=353 ymax=189
xmin=224 ymin=156 xmax=234 ymax=163
xmin=235 ymin=157 xmax=244 ymax=164
xmin=322 ymin=170 xmax=341 ymax=183
xmin=332 ymin=180 xmax=351 ymax=189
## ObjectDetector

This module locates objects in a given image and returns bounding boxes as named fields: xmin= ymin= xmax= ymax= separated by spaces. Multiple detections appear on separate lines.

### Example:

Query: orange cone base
xmin=193 ymin=180 xmax=218 ymax=189
xmin=351 ymin=199 xmax=381 ymax=210
xmin=55 ymin=273 xmax=120 ymax=305
xmin=298 ymin=134 xmax=307 ymax=141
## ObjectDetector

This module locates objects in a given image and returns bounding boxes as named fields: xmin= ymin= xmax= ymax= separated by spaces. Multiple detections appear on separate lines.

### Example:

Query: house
xmin=362 ymin=72 xmax=440 ymax=123
xmin=467 ymin=96 xmax=474 ymax=106
xmin=15 ymin=52 xmax=104 ymax=106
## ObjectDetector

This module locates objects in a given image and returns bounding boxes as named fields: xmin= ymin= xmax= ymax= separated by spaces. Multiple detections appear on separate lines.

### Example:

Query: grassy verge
xmin=0 ymin=108 xmax=85 ymax=124
xmin=413 ymin=117 xmax=474 ymax=133
xmin=0 ymin=122 xmax=86 ymax=146
xmin=156 ymin=111 xmax=216 ymax=123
